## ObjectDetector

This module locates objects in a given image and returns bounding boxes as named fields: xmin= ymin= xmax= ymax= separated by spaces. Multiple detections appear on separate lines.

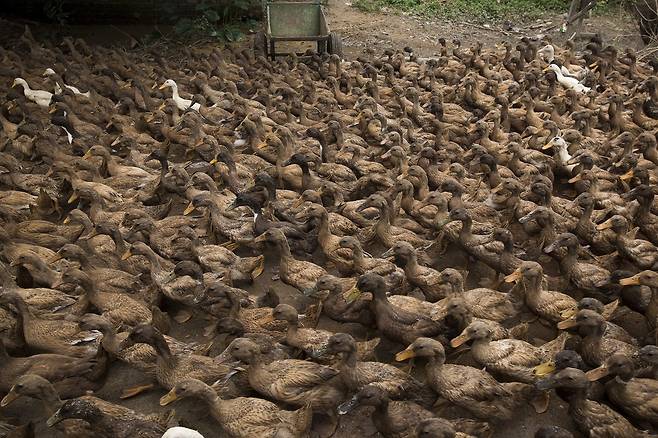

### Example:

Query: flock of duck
xmin=1 ymin=25 xmax=658 ymax=438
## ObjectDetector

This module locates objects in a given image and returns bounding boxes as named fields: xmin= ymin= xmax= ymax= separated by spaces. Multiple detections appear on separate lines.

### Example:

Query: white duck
xmin=162 ymin=427 xmax=205 ymax=438
xmin=158 ymin=79 xmax=201 ymax=111
xmin=12 ymin=78 xmax=53 ymax=108
xmin=539 ymin=46 xmax=588 ymax=79
xmin=42 ymin=68 xmax=91 ymax=98
xmin=545 ymin=64 xmax=590 ymax=93
xmin=543 ymin=135 xmax=576 ymax=173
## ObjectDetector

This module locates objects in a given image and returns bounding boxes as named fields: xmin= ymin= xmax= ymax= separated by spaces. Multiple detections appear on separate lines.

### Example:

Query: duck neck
xmin=339 ymin=348 xmax=358 ymax=370
xmin=521 ymin=275 xmax=543 ymax=304
xmin=316 ymin=211 xmax=332 ymax=246
xmin=151 ymin=332 xmax=176 ymax=367
xmin=38 ymin=385 xmax=64 ymax=416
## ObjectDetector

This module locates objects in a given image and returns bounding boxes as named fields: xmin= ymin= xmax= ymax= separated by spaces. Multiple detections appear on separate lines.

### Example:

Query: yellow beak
xmin=83 ymin=149 xmax=92 ymax=159
xmin=559 ymin=307 xmax=577 ymax=319
xmin=395 ymin=348 xmax=416 ymax=362
xmin=542 ymin=140 xmax=554 ymax=150
xmin=619 ymin=274 xmax=641 ymax=286
xmin=67 ymin=193 xmax=78 ymax=204
xmin=50 ymin=254 xmax=64 ymax=264
xmin=450 ymin=332 xmax=470 ymax=348
xmin=121 ymin=250 xmax=132 ymax=261
xmin=596 ymin=219 xmax=614 ymax=231
xmin=209 ymin=158 xmax=218 ymax=165
xmin=158 ymin=84 xmax=167 ymax=90
xmin=568 ymin=174 xmax=582 ymax=183
xmin=63 ymin=216 xmax=71 ymax=224
xmin=0 ymin=387 xmax=19 ymax=407
xmin=585 ymin=364 xmax=609 ymax=381
xmin=49 ymin=106 xmax=57 ymax=114
xmin=532 ymin=361 xmax=556 ymax=377
xmin=183 ymin=202 xmax=196 ymax=216
xmin=619 ymin=169 xmax=634 ymax=181
xmin=159 ymin=388 xmax=178 ymax=406
xmin=343 ymin=286 xmax=362 ymax=304
xmin=504 ymin=269 xmax=522 ymax=283
xmin=557 ymin=317 xmax=577 ymax=330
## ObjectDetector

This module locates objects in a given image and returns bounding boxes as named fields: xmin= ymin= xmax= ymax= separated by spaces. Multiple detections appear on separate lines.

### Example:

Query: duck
xmin=396 ymin=337 xmax=535 ymax=419
xmin=597 ymin=215 xmax=658 ymax=270
xmin=45 ymin=397 xmax=168 ymax=437
xmin=557 ymin=310 xmax=638 ymax=368
xmin=387 ymin=241 xmax=443 ymax=301
xmin=227 ymin=337 xmax=344 ymax=427
xmin=0 ymin=291 xmax=99 ymax=357
xmin=345 ymin=273 xmax=444 ymax=345
xmin=119 ymin=324 xmax=235 ymax=398
xmin=326 ymin=333 xmax=434 ymax=407
xmin=273 ymin=304 xmax=379 ymax=361
xmin=12 ymin=78 xmax=53 ymax=108
xmin=585 ymin=353 xmax=658 ymax=426
xmin=159 ymin=79 xmax=201 ymax=111
xmin=544 ymin=233 xmax=610 ymax=293
xmin=618 ymin=270 xmax=658 ymax=344
xmin=504 ymin=261 xmax=577 ymax=323
xmin=337 ymin=386 xmax=489 ymax=438
xmin=536 ymin=368 xmax=643 ymax=437
xmin=254 ymin=229 xmax=327 ymax=293
xmin=450 ymin=320 xmax=568 ymax=383
xmin=159 ymin=378 xmax=312 ymax=438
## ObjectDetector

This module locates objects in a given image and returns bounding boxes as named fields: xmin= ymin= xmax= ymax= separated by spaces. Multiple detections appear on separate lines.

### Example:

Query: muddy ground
xmin=0 ymin=3 xmax=651 ymax=438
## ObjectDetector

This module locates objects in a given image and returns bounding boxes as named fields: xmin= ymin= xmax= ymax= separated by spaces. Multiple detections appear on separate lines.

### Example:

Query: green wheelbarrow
xmin=253 ymin=0 xmax=343 ymax=59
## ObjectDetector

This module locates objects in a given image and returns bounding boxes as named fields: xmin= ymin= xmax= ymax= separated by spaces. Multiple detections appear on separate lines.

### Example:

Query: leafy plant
xmin=43 ymin=0 xmax=71 ymax=25
xmin=172 ymin=0 xmax=257 ymax=42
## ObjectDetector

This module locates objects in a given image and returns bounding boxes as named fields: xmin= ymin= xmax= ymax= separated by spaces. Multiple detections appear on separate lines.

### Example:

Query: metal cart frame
xmin=253 ymin=0 xmax=343 ymax=59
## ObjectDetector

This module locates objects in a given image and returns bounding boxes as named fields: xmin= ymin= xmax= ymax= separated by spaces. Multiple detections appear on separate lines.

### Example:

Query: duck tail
xmin=294 ymin=402 xmax=313 ymax=436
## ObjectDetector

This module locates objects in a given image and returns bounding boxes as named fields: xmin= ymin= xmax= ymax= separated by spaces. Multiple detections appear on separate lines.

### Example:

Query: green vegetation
xmin=352 ymin=0 xmax=569 ymax=22
xmin=168 ymin=0 xmax=258 ymax=42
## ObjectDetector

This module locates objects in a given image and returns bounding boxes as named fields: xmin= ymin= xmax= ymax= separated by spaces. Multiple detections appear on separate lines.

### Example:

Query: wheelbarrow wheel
xmin=253 ymin=31 xmax=267 ymax=56
xmin=328 ymin=32 xmax=343 ymax=58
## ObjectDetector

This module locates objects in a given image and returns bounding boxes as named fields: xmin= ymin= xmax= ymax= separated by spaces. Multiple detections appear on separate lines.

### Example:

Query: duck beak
xmin=106 ymin=121 xmax=113 ymax=130
xmin=251 ymin=231 xmax=268 ymax=244
xmin=380 ymin=149 xmax=392 ymax=159
xmin=111 ymin=136 xmax=121 ymax=147
xmin=568 ymin=173 xmax=582 ymax=183
xmin=11 ymin=80 xmax=18 ymax=87
xmin=50 ymin=279 xmax=64 ymax=289
xmin=589 ymin=62 xmax=597 ymax=69
xmin=585 ymin=364 xmax=610 ymax=381
xmin=337 ymin=396 xmax=359 ymax=415
xmin=49 ymin=106 xmax=57 ymax=114
xmin=619 ymin=273 xmax=642 ymax=286
xmin=542 ymin=139 xmax=555 ymax=150
xmin=542 ymin=66 xmax=550 ymax=72
xmin=293 ymin=197 xmax=308 ymax=209
xmin=183 ymin=202 xmax=196 ymax=216
xmin=294 ymin=210 xmax=308 ymax=221
xmin=0 ymin=387 xmax=19 ymax=407
xmin=209 ymin=157 xmax=218 ymax=165
xmin=557 ymin=317 xmax=577 ymax=330
xmin=395 ymin=347 xmax=416 ymax=362
xmin=159 ymin=388 xmax=179 ymax=406
xmin=619 ymin=169 xmax=634 ymax=181
xmin=67 ymin=193 xmax=78 ymax=204
xmin=380 ymin=247 xmax=394 ymax=258
xmin=50 ymin=253 xmax=64 ymax=264
xmin=532 ymin=361 xmax=556 ymax=377
xmin=82 ymin=149 xmax=92 ymax=159
xmin=63 ymin=215 xmax=71 ymax=224
xmin=450 ymin=331 xmax=471 ymax=348
xmin=343 ymin=286 xmax=362 ymax=303
xmin=504 ymin=269 xmax=522 ymax=283
xmin=121 ymin=250 xmax=132 ymax=260
xmin=544 ymin=241 xmax=558 ymax=253
xmin=560 ymin=306 xmax=577 ymax=319
xmin=596 ymin=219 xmax=614 ymax=231
xmin=158 ymin=83 xmax=167 ymax=90
xmin=46 ymin=409 xmax=64 ymax=427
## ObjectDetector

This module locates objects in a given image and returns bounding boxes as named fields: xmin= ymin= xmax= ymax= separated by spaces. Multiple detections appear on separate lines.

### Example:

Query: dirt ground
xmin=324 ymin=0 xmax=644 ymax=58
